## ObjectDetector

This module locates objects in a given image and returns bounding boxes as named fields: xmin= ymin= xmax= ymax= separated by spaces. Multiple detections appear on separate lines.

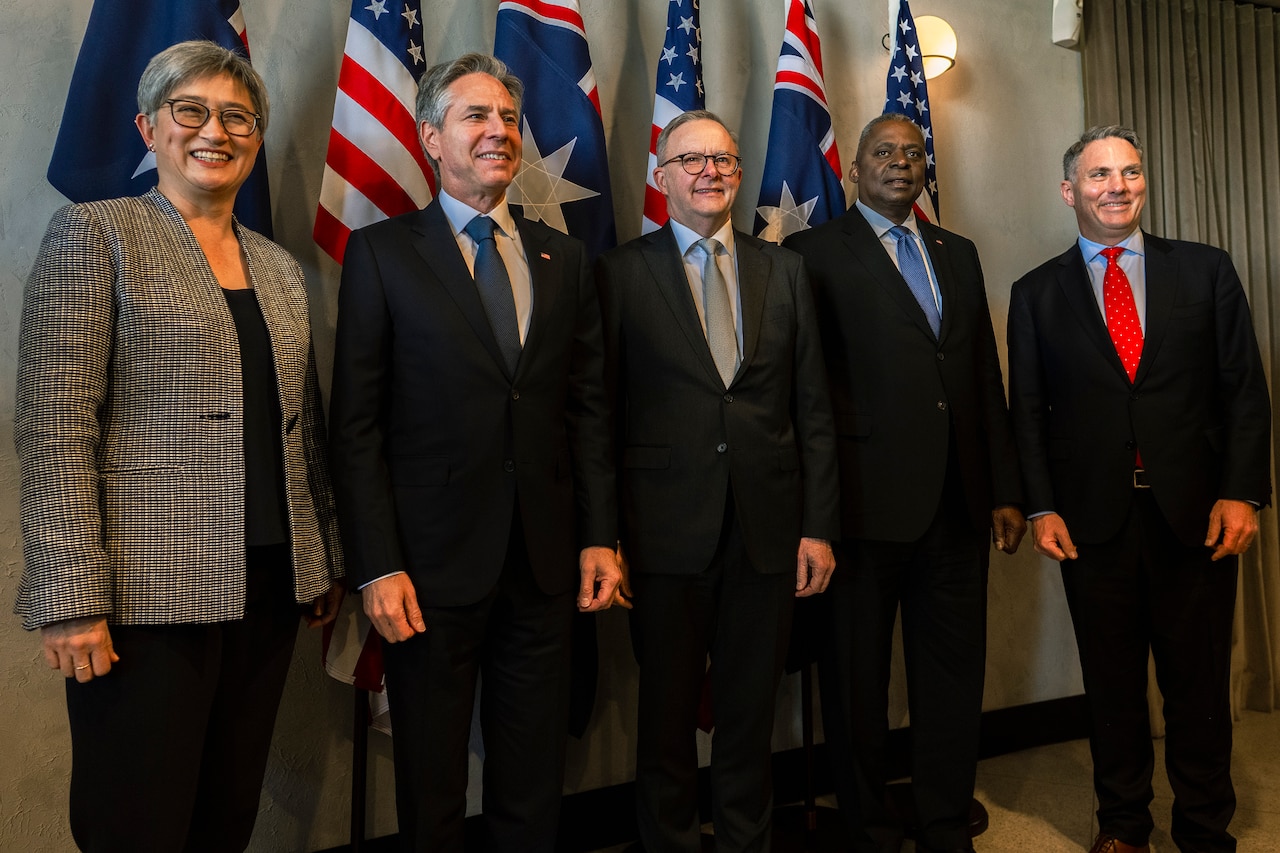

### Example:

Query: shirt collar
xmin=856 ymin=199 xmax=920 ymax=239
xmin=1078 ymin=228 xmax=1145 ymax=264
xmin=670 ymin=218 xmax=736 ymax=259
xmin=438 ymin=190 xmax=517 ymax=240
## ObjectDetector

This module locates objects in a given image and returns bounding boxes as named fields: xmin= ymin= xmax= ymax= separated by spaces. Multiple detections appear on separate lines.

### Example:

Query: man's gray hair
xmin=137 ymin=40 xmax=269 ymax=134
xmin=854 ymin=113 xmax=923 ymax=161
xmin=655 ymin=109 xmax=737 ymax=162
xmin=414 ymin=53 xmax=523 ymax=178
xmin=1063 ymin=126 xmax=1144 ymax=181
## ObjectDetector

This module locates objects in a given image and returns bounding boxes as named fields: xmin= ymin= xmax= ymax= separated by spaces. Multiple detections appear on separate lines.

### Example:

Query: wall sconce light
xmin=882 ymin=15 xmax=958 ymax=79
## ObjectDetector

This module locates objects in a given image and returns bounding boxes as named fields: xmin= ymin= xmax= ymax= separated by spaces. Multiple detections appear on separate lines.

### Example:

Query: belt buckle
xmin=1133 ymin=468 xmax=1151 ymax=489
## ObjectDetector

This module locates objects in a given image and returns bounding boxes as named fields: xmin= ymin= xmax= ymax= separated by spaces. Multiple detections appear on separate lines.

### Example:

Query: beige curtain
xmin=1081 ymin=0 xmax=1280 ymax=719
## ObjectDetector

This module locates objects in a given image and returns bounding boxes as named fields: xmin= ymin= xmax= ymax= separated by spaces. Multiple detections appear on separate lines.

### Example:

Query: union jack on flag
xmin=47 ymin=0 xmax=274 ymax=236
xmin=313 ymin=0 xmax=434 ymax=264
xmin=495 ymin=0 xmax=616 ymax=259
xmin=884 ymin=0 xmax=939 ymax=222
xmin=754 ymin=0 xmax=845 ymax=243
xmin=642 ymin=0 xmax=705 ymax=234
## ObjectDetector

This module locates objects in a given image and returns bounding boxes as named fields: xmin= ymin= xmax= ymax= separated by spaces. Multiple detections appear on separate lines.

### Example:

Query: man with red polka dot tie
xmin=1007 ymin=126 xmax=1272 ymax=853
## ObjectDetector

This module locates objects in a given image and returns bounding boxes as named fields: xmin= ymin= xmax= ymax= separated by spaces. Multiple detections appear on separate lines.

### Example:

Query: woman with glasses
xmin=14 ymin=40 xmax=343 ymax=852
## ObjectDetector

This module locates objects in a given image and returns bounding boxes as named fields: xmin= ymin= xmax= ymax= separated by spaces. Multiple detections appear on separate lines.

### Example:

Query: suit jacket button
xmin=716 ymin=442 xmax=728 ymax=454
xmin=511 ymin=389 xmax=520 ymax=400
xmin=723 ymin=393 xmax=733 ymax=403
xmin=1125 ymin=440 xmax=1137 ymax=450
xmin=936 ymin=401 xmax=947 ymax=411
xmin=936 ymin=351 xmax=945 ymax=361
xmin=503 ymin=459 xmax=515 ymax=472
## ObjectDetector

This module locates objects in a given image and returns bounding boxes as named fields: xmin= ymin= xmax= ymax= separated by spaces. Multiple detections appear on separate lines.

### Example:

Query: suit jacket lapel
xmin=512 ymin=210 xmax=563 ymax=372
xmin=841 ymin=211 xmax=938 ymax=341
xmin=1134 ymin=232 xmax=1174 ymax=387
xmin=735 ymin=230 xmax=769 ymax=381
xmin=640 ymin=225 xmax=725 ymax=385
xmin=918 ymin=222 xmax=957 ymax=344
xmin=411 ymin=201 xmax=510 ymax=376
xmin=1054 ymin=243 xmax=1132 ymax=384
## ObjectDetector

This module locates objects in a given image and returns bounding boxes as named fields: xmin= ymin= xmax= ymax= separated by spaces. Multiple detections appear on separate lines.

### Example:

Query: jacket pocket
xmin=388 ymin=455 xmax=450 ymax=486
xmin=623 ymin=446 xmax=671 ymax=469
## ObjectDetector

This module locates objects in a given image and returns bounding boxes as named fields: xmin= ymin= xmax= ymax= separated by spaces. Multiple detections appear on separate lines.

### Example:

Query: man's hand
xmin=42 ymin=616 xmax=119 ymax=682
xmin=795 ymin=537 xmax=836 ymax=597
xmin=1205 ymin=499 xmax=1258 ymax=561
xmin=304 ymin=582 xmax=346 ymax=628
xmin=991 ymin=505 xmax=1028 ymax=554
xmin=578 ymin=545 xmax=626 ymax=612
xmin=1031 ymin=512 xmax=1078 ymax=561
xmin=362 ymin=573 xmax=427 ymax=642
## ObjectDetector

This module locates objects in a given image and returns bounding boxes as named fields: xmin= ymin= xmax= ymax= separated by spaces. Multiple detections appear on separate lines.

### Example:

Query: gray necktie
xmin=697 ymin=237 xmax=738 ymax=386
xmin=463 ymin=215 xmax=521 ymax=373
xmin=889 ymin=225 xmax=942 ymax=337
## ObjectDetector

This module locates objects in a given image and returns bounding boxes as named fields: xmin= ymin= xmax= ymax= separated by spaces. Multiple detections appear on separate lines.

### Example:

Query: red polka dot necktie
xmin=1101 ymin=246 xmax=1143 ymax=382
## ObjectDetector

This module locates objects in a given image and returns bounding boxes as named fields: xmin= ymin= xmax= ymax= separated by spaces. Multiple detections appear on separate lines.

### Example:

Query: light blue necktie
xmin=464 ymin=215 xmax=521 ymax=373
xmin=889 ymin=225 xmax=941 ymax=337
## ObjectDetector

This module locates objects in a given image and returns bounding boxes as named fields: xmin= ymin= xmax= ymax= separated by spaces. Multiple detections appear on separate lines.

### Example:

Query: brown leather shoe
xmin=1088 ymin=832 xmax=1151 ymax=853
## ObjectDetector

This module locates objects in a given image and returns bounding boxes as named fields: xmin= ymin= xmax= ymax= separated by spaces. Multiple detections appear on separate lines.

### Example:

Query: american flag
xmin=495 ymin=0 xmax=616 ymax=259
xmin=754 ymin=0 xmax=845 ymax=243
xmin=47 ymin=0 xmax=274 ymax=236
xmin=313 ymin=0 xmax=434 ymax=265
xmin=641 ymin=0 xmax=705 ymax=234
xmin=884 ymin=0 xmax=939 ymax=222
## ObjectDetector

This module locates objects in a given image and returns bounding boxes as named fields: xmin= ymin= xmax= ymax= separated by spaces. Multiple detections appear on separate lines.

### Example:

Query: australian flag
xmin=495 ymin=0 xmax=616 ymax=260
xmin=47 ymin=0 xmax=273 ymax=236
xmin=884 ymin=0 xmax=938 ymax=223
xmin=754 ymin=0 xmax=845 ymax=243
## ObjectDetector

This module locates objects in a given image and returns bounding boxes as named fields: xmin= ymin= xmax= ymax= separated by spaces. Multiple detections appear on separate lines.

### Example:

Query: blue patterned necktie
xmin=463 ymin=215 xmax=521 ymax=373
xmin=889 ymin=225 xmax=941 ymax=337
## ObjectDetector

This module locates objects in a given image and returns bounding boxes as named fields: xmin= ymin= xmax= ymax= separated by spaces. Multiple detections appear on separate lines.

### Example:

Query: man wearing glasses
xmin=596 ymin=109 xmax=839 ymax=852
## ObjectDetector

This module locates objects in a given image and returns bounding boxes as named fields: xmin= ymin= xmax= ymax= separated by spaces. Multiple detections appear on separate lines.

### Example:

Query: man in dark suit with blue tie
xmin=329 ymin=54 xmax=621 ymax=852
xmin=784 ymin=114 xmax=1026 ymax=853
xmin=1007 ymin=126 xmax=1271 ymax=853
xmin=596 ymin=109 xmax=839 ymax=853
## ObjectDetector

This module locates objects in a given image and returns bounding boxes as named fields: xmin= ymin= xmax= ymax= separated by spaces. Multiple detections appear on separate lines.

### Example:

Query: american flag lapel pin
xmin=540 ymin=252 xmax=551 ymax=260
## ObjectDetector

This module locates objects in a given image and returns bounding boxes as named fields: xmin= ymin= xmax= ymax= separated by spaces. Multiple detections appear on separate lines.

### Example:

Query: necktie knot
xmin=464 ymin=215 xmax=497 ymax=244
xmin=889 ymin=225 xmax=913 ymax=243
xmin=696 ymin=237 xmax=722 ymax=258
xmin=1102 ymin=246 xmax=1124 ymax=263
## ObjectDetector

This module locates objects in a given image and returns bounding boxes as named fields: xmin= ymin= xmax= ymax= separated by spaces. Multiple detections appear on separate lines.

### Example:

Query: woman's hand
xmin=304 ymin=583 xmax=345 ymax=628
xmin=42 ymin=616 xmax=118 ymax=682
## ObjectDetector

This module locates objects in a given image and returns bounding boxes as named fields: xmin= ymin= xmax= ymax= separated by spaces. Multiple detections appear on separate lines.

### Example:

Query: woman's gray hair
xmin=1062 ymin=126 xmax=1143 ymax=181
xmin=137 ymin=40 xmax=269 ymax=134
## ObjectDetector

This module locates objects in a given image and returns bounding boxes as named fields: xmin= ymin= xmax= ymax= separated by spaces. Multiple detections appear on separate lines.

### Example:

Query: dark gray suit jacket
xmin=596 ymin=224 xmax=839 ymax=576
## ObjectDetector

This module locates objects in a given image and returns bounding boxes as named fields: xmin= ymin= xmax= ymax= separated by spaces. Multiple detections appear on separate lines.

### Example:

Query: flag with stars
xmin=495 ymin=0 xmax=616 ymax=259
xmin=754 ymin=0 xmax=845 ymax=243
xmin=47 ymin=0 xmax=274 ymax=236
xmin=314 ymin=0 xmax=434 ymax=264
xmin=642 ymin=0 xmax=705 ymax=234
xmin=884 ymin=0 xmax=939 ymax=222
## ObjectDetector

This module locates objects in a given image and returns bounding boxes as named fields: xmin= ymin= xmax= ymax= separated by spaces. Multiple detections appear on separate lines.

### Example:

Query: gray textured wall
xmin=0 ymin=0 xmax=1085 ymax=849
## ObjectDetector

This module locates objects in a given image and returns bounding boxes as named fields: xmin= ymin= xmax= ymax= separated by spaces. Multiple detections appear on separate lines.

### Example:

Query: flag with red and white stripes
xmin=641 ymin=0 xmax=705 ymax=234
xmin=884 ymin=0 xmax=939 ymax=222
xmin=754 ymin=0 xmax=845 ymax=242
xmin=313 ymin=0 xmax=434 ymax=265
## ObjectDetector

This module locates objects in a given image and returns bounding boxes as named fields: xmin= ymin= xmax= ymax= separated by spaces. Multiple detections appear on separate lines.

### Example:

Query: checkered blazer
xmin=14 ymin=189 xmax=344 ymax=630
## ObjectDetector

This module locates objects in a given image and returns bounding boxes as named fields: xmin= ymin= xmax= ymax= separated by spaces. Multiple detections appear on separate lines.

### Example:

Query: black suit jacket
xmin=329 ymin=200 xmax=614 ymax=603
xmin=1007 ymin=233 xmax=1271 ymax=546
xmin=595 ymin=225 xmax=839 ymax=576
xmin=784 ymin=208 xmax=1023 ymax=543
